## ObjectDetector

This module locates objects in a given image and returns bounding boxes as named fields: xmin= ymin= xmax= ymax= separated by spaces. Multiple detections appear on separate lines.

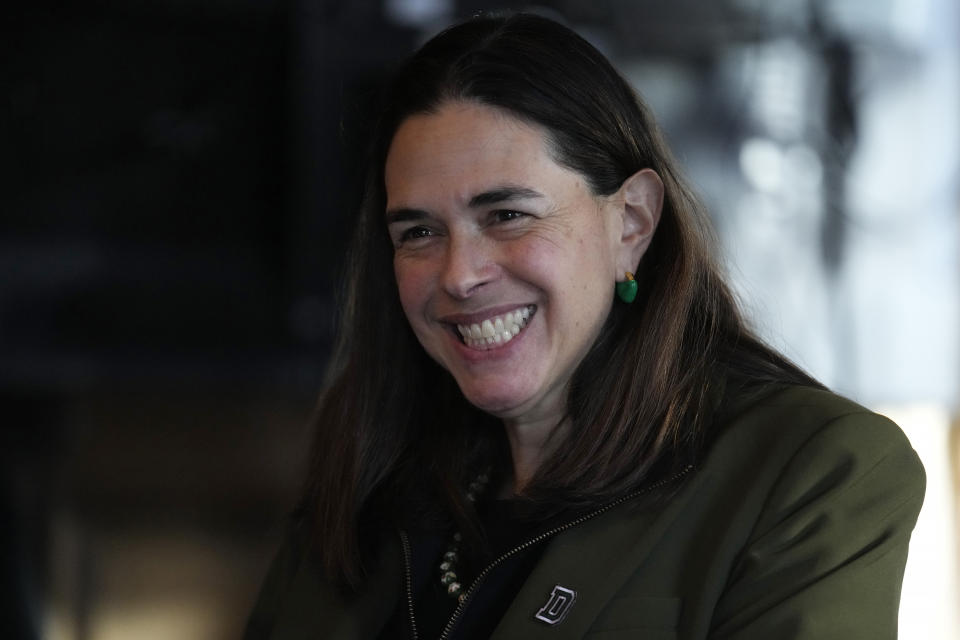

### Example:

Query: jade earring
xmin=615 ymin=272 xmax=637 ymax=303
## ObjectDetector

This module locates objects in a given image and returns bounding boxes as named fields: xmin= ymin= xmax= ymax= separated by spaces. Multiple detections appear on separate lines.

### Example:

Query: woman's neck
xmin=501 ymin=414 xmax=569 ymax=495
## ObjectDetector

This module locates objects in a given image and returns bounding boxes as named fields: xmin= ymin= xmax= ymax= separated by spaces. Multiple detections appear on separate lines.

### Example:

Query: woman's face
xmin=385 ymin=101 xmax=632 ymax=424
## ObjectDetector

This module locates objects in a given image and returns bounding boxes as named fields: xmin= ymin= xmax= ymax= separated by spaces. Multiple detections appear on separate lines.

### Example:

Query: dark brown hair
xmin=301 ymin=12 xmax=821 ymax=589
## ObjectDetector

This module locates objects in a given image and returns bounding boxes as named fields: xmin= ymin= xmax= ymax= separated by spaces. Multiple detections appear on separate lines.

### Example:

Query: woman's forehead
xmin=383 ymin=102 xmax=572 ymax=208
xmin=388 ymin=102 xmax=544 ymax=165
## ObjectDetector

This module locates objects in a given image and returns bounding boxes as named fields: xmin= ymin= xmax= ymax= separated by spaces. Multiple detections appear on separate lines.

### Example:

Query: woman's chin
xmin=455 ymin=377 xmax=562 ymax=423
xmin=458 ymin=383 xmax=532 ymax=419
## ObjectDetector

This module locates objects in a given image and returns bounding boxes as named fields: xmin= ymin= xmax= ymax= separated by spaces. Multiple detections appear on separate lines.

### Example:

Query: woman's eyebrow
xmin=385 ymin=207 xmax=428 ymax=225
xmin=468 ymin=186 xmax=544 ymax=207
xmin=386 ymin=186 xmax=544 ymax=223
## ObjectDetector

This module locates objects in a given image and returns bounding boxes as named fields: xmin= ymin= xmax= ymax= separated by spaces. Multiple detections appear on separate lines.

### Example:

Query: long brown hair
xmin=301 ymin=12 xmax=821 ymax=589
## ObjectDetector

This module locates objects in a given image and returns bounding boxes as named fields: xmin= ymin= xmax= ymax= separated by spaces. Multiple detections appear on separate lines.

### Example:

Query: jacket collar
xmin=490 ymin=470 xmax=699 ymax=638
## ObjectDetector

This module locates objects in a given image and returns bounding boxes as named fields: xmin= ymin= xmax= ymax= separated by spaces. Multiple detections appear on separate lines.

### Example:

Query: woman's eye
xmin=399 ymin=226 xmax=434 ymax=242
xmin=493 ymin=210 xmax=526 ymax=223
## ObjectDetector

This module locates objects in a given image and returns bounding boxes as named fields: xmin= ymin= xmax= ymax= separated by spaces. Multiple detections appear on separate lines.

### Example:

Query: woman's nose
xmin=441 ymin=235 xmax=496 ymax=299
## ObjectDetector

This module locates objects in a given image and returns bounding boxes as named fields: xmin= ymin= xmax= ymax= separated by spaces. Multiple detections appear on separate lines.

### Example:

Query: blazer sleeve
xmin=709 ymin=410 xmax=925 ymax=639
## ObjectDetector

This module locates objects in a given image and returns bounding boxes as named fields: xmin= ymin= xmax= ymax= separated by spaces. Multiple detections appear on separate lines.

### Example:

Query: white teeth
xmin=455 ymin=305 xmax=535 ymax=350
xmin=481 ymin=319 xmax=495 ymax=338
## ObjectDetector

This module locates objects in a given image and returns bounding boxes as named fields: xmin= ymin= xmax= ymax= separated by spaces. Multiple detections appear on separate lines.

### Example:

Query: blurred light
xmin=91 ymin=598 xmax=226 ymax=640
xmin=783 ymin=144 xmax=823 ymax=191
xmin=746 ymin=39 xmax=812 ymax=140
xmin=734 ymin=192 xmax=793 ymax=246
xmin=46 ymin=527 xmax=267 ymax=640
xmin=738 ymin=139 xmax=822 ymax=203
xmin=890 ymin=0 xmax=931 ymax=45
xmin=739 ymin=137 xmax=784 ymax=193
xmin=384 ymin=0 xmax=452 ymax=27
xmin=880 ymin=405 xmax=960 ymax=640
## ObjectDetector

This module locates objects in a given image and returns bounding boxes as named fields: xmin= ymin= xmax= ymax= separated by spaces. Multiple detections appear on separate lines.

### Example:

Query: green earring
xmin=615 ymin=272 xmax=637 ymax=303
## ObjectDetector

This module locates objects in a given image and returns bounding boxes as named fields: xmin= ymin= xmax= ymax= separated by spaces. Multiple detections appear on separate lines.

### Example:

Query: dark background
xmin=4 ymin=3 xmax=417 ymax=637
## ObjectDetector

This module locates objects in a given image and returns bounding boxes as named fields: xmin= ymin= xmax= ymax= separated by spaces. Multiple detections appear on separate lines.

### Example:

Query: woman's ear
xmin=615 ymin=168 xmax=663 ymax=275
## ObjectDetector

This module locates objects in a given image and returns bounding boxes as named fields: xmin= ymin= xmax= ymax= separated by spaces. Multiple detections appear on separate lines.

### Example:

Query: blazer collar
xmin=490 ymin=470 xmax=699 ymax=639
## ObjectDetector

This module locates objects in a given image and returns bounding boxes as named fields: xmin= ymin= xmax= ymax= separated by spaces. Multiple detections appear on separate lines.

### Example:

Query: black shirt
xmin=379 ymin=498 xmax=562 ymax=639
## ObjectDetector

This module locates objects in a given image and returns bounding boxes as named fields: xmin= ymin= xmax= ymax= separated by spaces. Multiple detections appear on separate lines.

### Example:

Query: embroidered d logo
xmin=534 ymin=585 xmax=577 ymax=625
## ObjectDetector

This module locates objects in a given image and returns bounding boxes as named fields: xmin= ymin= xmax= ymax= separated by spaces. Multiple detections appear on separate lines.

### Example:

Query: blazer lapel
xmin=490 ymin=476 xmax=698 ymax=639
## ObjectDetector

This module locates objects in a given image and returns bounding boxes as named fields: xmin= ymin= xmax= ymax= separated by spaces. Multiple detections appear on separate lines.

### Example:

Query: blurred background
xmin=3 ymin=0 xmax=957 ymax=638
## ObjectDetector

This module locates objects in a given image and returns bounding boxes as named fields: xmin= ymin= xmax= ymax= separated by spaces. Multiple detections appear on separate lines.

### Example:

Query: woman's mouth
xmin=455 ymin=305 xmax=534 ymax=350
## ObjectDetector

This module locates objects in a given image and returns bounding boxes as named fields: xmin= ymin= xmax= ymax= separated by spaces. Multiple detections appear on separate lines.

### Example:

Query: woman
xmin=246 ymin=13 xmax=924 ymax=640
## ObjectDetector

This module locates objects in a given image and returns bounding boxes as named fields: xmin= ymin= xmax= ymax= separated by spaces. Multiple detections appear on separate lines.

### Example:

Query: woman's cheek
xmin=394 ymin=259 xmax=434 ymax=320
xmin=505 ymin=235 xmax=562 ymax=283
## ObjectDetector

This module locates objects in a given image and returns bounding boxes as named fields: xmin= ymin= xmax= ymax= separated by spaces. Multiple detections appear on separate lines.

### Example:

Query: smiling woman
xmin=244 ymin=13 xmax=925 ymax=640
xmin=385 ymin=103 xmax=660 ymax=447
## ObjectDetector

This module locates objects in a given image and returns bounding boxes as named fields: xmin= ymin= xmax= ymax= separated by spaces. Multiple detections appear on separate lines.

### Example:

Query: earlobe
xmin=617 ymin=168 xmax=663 ymax=273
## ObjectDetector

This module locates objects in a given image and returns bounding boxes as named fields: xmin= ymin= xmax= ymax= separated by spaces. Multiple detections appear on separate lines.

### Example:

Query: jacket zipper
xmin=399 ymin=464 xmax=694 ymax=640
xmin=399 ymin=530 xmax=419 ymax=640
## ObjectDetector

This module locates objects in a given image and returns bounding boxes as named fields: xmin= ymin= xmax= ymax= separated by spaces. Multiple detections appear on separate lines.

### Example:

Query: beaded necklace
xmin=438 ymin=469 xmax=491 ymax=600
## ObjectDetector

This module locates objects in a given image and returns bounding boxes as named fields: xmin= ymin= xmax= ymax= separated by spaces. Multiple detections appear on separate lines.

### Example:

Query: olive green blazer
xmin=245 ymin=386 xmax=925 ymax=639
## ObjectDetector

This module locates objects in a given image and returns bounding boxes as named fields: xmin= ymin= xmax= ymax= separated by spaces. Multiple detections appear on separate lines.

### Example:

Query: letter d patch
xmin=534 ymin=585 xmax=577 ymax=625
